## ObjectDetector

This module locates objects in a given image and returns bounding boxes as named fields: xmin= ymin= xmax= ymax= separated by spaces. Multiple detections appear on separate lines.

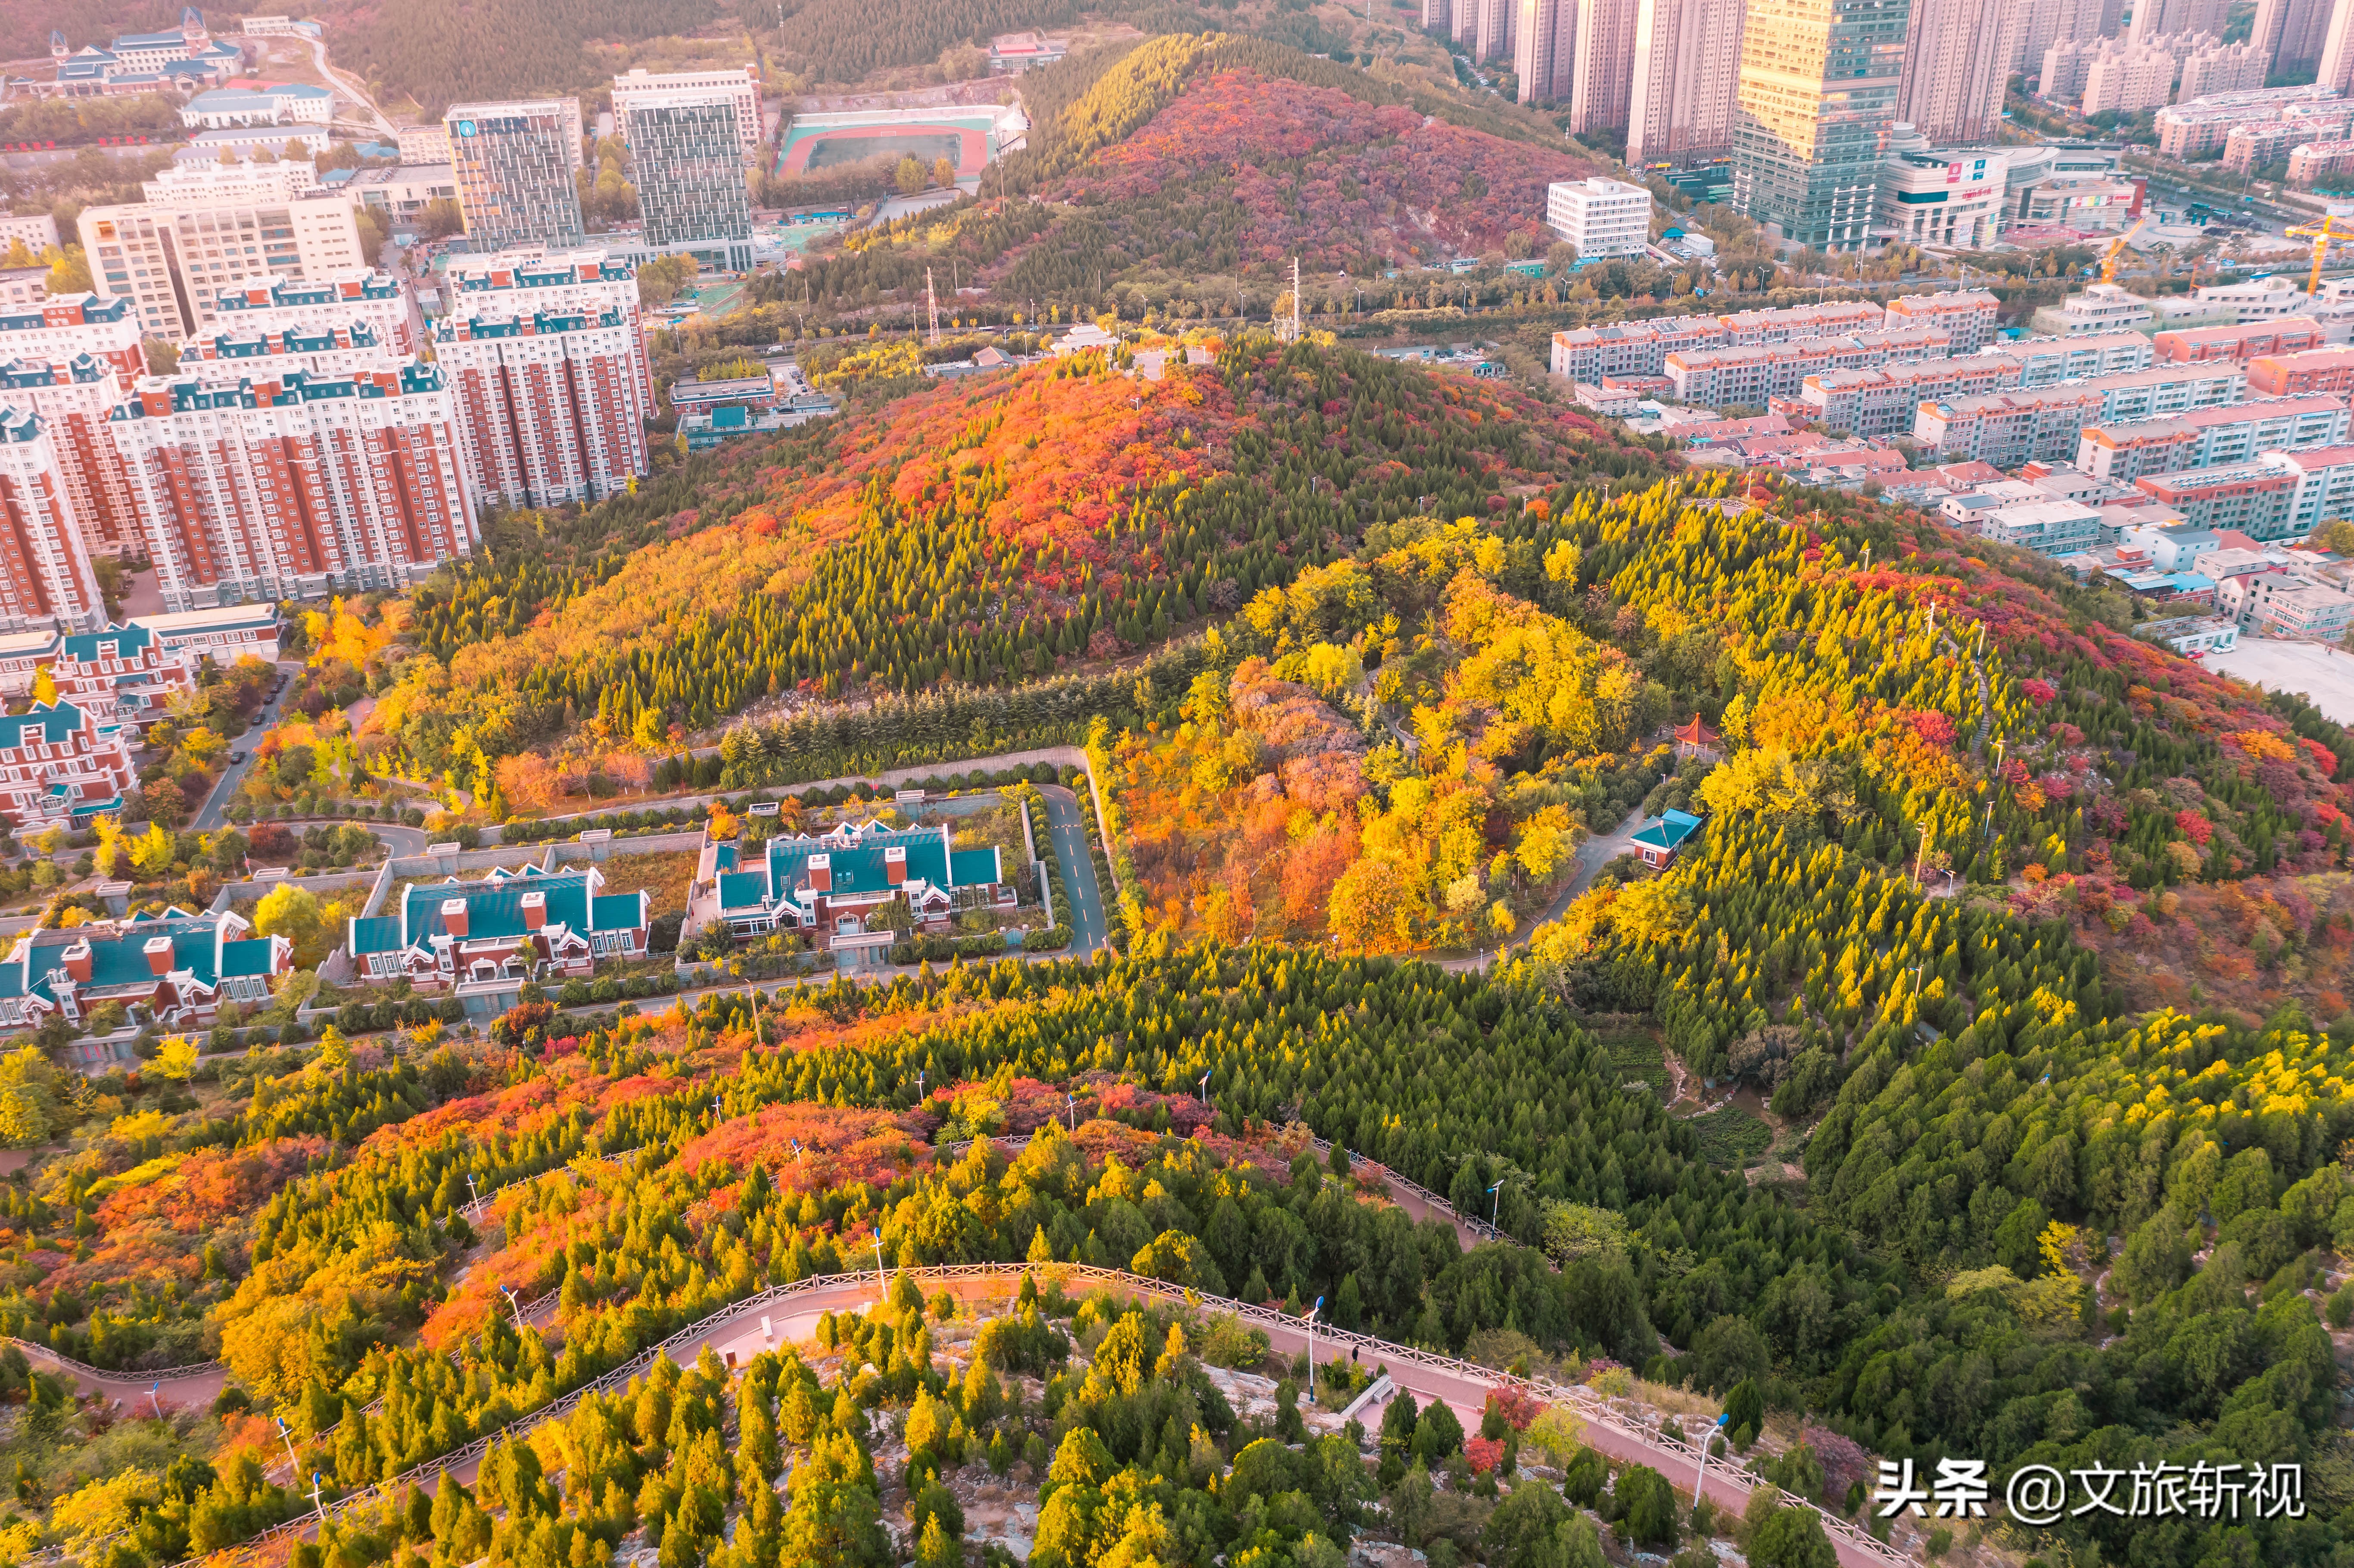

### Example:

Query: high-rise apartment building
xmin=177 ymin=320 xmax=404 ymax=379
xmin=1730 ymin=0 xmax=1912 ymax=250
xmin=0 ymin=410 xmax=102 ymax=635
xmin=2258 ymin=0 xmax=2333 ymax=77
xmin=1477 ymin=0 xmax=1517 ymax=63
xmin=619 ymin=90 xmax=755 ymax=272
xmin=2179 ymin=39 xmax=2271 ymax=97
xmin=0 ymin=294 xmax=146 ymax=559
xmin=444 ymin=100 xmax=586 ymax=254
xmin=1628 ymin=0 xmax=1746 ymax=162
xmin=1515 ymin=0 xmax=1573 ymax=102
xmin=2317 ymin=0 xmax=2354 ymax=93
xmin=77 ymin=172 xmax=369 ymax=341
xmin=2015 ymin=0 xmax=2107 ymax=78
xmin=0 ymin=361 xmax=136 ymax=559
xmin=610 ymin=67 xmax=762 ymax=157
xmin=106 ymin=361 xmax=476 ymax=610
xmin=1568 ymin=0 xmax=1642 ymax=131
xmin=1423 ymin=0 xmax=1453 ymax=30
xmin=2131 ymin=0 xmax=2227 ymax=42
xmin=2081 ymin=40 xmax=2182 ymax=114
xmin=1897 ymin=0 xmax=2022 ymax=144
xmin=432 ymin=251 xmax=651 ymax=509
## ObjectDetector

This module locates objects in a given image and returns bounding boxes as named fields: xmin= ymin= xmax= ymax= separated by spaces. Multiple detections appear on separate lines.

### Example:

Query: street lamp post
xmin=1305 ymin=1296 xmax=1323 ymax=1400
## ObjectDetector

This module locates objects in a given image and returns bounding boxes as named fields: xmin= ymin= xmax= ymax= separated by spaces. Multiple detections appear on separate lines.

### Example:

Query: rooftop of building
xmin=0 ymin=906 xmax=280 ymax=1007
xmin=349 ymin=863 xmax=642 ymax=957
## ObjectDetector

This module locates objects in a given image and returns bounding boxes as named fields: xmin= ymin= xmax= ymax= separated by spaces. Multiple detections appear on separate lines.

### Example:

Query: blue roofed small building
xmin=179 ymin=82 xmax=330 ymax=129
xmin=0 ymin=700 xmax=135 ymax=831
xmin=346 ymin=863 xmax=651 ymax=997
xmin=1632 ymin=808 xmax=1703 ymax=870
xmin=0 ymin=905 xmax=288 ymax=1039
xmin=697 ymin=819 xmax=1008 ymax=965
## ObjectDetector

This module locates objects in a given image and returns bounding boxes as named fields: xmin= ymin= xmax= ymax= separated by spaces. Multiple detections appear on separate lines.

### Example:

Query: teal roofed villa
xmin=346 ymin=862 xmax=651 ymax=993
xmin=689 ymin=818 xmax=1010 ymax=962
xmin=0 ymin=905 xmax=290 ymax=1042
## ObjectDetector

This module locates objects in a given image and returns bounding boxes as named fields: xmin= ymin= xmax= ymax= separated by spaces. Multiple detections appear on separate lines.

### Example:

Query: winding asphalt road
xmin=443 ymin=1269 xmax=1903 ymax=1568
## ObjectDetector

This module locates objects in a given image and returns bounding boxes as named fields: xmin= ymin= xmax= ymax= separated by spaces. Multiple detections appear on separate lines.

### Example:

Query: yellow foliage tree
xmin=155 ymin=1036 xmax=200 ymax=1081
xmin=129 ymin=821 xmax=175 ymax=875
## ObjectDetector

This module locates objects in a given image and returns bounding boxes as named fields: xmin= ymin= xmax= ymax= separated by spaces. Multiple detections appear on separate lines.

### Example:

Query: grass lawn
xmin=1591 ymin=1024 xmax=1669 ymax=1098
xmin=1687 ymin=1104 xmax=1772 ymax=1169
xmin=594 ymin=850 xmax=699 ymax=916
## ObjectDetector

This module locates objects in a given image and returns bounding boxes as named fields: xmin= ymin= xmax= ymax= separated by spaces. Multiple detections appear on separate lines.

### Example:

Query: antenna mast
xmin=925 ymin=266 xmax=941 ymax=345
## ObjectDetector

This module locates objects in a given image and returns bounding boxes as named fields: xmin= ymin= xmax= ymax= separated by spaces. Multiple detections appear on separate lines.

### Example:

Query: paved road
xmin=1037 ymin=784 xmax=1109 ymax=952
xmin=14 ymin=1344 xmax=229 ymax=1413
xmin=191 ymin=671 xmax=297 ymax=832
xmin=1439 ymin=805 xmax=1648 ymax=975
xmin=1526 ymin=806 xmax=1647 ymax=936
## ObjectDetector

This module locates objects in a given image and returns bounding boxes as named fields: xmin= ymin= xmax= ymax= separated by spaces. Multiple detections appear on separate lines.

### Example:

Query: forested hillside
xmin=330 ymin=0 xmax=717 ymax=109
xmin=782 ymin=34 xmax=1588 ymax=315
xmin=2 ymin=933 xmax=2347 ymax=1568
xmin=364 ymin=339 xmax=1665 ymax=802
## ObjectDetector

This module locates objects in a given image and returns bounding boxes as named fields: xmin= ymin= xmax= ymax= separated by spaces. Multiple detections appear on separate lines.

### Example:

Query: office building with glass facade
xmin=444 ymin=99 xmax=586 ymax=254
xmin=620 ymin=92 xmax=755 ymax=273
xmin=1730 ymin=0 xmax=1911 ymax=250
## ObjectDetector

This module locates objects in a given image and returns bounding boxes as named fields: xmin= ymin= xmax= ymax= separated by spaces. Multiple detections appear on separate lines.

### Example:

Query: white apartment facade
xmin=79 ymin=188 xmax=368 ymax=341
xmin=1545 ymin=178 xmax=1653 ymax=258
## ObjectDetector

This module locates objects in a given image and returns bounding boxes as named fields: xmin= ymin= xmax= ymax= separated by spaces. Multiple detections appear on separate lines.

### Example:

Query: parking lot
xmin=2201 ymin=638 xmax=2354 ymax=724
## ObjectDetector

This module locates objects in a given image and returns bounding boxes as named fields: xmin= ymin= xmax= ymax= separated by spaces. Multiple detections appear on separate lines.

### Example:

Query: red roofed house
xmin=2248 ymin=345 xmax=2354 ymax=396
xmin=2154 ymin=316 xmax=2326 ymax=364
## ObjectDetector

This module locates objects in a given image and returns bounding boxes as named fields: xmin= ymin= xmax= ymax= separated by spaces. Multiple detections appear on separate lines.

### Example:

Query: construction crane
xmin=2287 ymin=205 xmax=2354 ymax=295
xmin=2099 ymin=215 xmax=2150 ymax=284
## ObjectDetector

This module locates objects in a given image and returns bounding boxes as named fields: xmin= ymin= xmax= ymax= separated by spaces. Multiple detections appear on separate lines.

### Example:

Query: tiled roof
xmin=348 ymin=915 xmax=400 ymax=955
xmin=0 ymin=907 xmax=265 ymax=1004
xmin=402 ymin=870 xmax=593 ymax=945
xmin=219 ymin=938 xmax=275 ymax=977
xmin=1632 ymin=809 xmax=1703 ymax=852
xmin=716 ymin=870 xmax=768 ymax=912
xmin=357 ymin=865 xmax=648 ymax=956
xmin=59 ymin=621 xmax=159 ymax=659
xmin=0 ymin=702 xmax=85 ymax=748
xmin=766 ymin=824 xmax=962 ymax=898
